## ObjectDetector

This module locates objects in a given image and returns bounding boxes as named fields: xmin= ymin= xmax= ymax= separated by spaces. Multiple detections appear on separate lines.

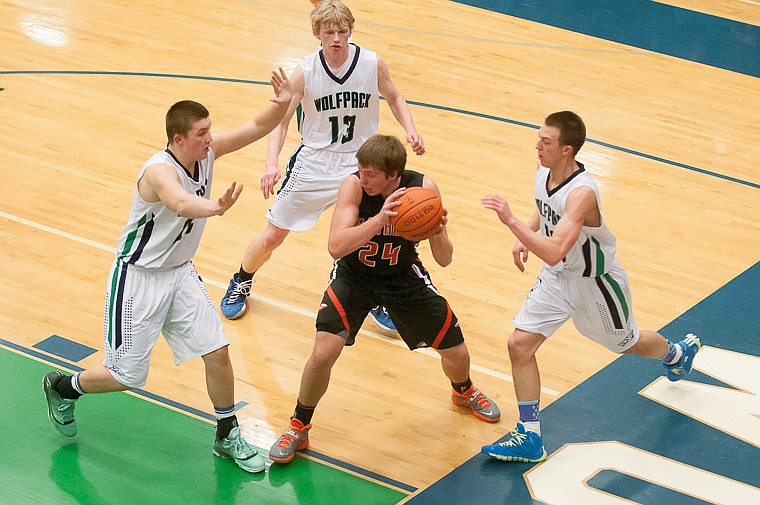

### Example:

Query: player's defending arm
xmin=327 ymin=177 xmax=402 ymax=259
xmin=211 ymin=68 xmax=293 ymax=158
xmin=422 ymin=177 xmax=453 ymax=267
xmin=261 ymin=66 xmax=305 ymax=198
xmin=139 ymin=164 xmax=243 ymax=219
xmin=482 ymin=186 xmax=596 ymax=267
xmin=377 ymin=56 xmax=425 ymax=156
xmin=210 ymin=68 xmax=293 ymax=159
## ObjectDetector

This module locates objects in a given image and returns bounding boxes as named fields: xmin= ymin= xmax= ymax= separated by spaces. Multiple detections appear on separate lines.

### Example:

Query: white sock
xmin=522 ymin=421 xmax=541 ymax=436
xmin=665 ymin=344 xmax=684 ymax=365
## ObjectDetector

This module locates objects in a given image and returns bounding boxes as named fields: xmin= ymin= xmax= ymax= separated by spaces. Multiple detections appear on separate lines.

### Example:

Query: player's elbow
xmin=327 ymin=242 xmax=345 ymax=260
xmin=172 ymin=195 xmax=215 ymax=219
xmin=172 ymin=201 xmax=196 ymax=218
xmin=544 ymin=257 xmax=559 ymax=267
xmin=544 ymin=251 xmax=565 ymax=267
xmin=431 ymin=243 xmax=453 ymax=267
xmin=435 ymin=255 xmax=453 ymax=268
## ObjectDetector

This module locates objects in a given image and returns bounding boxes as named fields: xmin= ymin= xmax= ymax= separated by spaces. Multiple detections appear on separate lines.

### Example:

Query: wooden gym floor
xmin=1 ymin=1 xmax=758 ymax=503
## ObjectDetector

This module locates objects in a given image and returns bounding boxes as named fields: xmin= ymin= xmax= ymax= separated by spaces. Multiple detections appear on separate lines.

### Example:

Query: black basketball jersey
xmin=341 ymin=170 xmax=425 ymax=277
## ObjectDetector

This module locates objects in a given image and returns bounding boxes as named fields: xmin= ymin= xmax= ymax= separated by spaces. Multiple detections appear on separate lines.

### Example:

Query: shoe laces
xmin=277 ymin=421 xmax=308 ymax=448
xmin=456 ymin=388 xmax=491 ymax=409
xmin=227 ymin=433 xmax=257 ymax=458
xmin=277 ymin=428 xmax=301 ymax=448
xmin=470 ymin=389 xmax=492 ymax=408
xmin=225 ymin=279 xmax=252 ymax=304
xmin=57 ymin=399 xmax=76 ymax=422
xmin=502 ymin=430 xmax=528 ymax=447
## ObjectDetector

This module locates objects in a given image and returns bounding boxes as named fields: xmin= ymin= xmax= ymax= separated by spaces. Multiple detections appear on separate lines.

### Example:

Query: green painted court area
xmin=0 ymin=348 xmax=406 ymax=505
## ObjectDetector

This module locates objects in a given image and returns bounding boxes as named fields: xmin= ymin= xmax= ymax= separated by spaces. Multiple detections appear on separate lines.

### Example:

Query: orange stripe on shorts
xmin=327 ymin=285 xmax=351 ymax=333
xmin=431 ymin=302 xmax=453 ymax=349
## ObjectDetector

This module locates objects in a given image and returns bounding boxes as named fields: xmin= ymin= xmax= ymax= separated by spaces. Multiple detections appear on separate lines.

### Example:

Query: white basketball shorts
xmin=267 ymin=145 xmax=358 ymax=232
xmin=512 ymin=262 xmax=640 ymax=352
xmin=102 ymin=260 xmax=228 ymax=387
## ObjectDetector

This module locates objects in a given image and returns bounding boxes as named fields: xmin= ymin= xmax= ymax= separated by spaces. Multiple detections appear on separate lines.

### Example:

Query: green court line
xmin=0 ymin=347 xmax=406 ymax=505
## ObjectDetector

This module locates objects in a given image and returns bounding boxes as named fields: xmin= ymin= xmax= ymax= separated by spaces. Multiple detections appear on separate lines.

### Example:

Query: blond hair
xmin=310 ymin=0 xmax=355 ymax=35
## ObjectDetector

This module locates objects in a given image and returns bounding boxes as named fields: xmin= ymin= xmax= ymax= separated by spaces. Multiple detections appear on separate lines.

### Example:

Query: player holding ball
xmin=390 ymin=186 xmax=445 ymax=242
xmin=268 ymin=134 xmax=500 ymax=464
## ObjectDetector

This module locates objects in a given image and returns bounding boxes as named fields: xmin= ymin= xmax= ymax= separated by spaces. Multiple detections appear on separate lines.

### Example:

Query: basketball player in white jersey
xmin=220 ymin=0 xmax=425 ymax=332
xmin=42 ymin=69 xmax=292 ymax=473
xmin=480 ymin=111 xmax=702 ymax=463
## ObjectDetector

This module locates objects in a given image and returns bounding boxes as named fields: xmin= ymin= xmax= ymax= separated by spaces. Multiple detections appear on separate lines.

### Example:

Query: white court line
xmin=0 ymin=210 xmax=560 ymax=396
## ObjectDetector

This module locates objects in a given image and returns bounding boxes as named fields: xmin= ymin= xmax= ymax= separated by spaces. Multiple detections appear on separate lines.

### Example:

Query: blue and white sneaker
xmin=220 ymin=274 xmax=252 ymax=320
xmin=481 ymin=423 xmax=547 ymax=463
xmin=369 ymin=306 xmax=396 ymax=332
xmin=664 ymin=334 xmax=702 ymax=382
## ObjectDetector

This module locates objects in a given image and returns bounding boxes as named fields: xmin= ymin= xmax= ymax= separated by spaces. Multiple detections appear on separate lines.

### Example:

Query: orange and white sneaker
xmin=269 ymin=417 xmax=311 ymax=463
xmin=452 ymin=386 xmax=501 ymax=423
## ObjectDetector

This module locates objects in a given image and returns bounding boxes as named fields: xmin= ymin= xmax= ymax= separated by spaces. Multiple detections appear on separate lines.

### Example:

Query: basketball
xmin=391 ymin=187 xmax=444 ymax=241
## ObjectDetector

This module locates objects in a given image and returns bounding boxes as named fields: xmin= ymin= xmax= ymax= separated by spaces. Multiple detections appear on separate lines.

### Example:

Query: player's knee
xmin=507 ymin=332 xmax=538 ymax=363
xmin=313 ymin=344 xmax=341 ymax=367
xmin=310 ymin=335 xmax=344 ymax=368
xmin=260 ymin=233 xmax=284 ymax=251
xmin=112 ymin=368 xmax=147 ymax=389
xmin=261 ymin=225 xmax=289 ymax=251
xmin=437 ymin=341 xmax=468 ymax=362
xmin=202 ymin=345 xmax=231 ymax=367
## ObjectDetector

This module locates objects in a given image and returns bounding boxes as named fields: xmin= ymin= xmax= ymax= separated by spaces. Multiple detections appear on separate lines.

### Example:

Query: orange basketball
xmin=391 ymin=187 xmax=444 ymax=241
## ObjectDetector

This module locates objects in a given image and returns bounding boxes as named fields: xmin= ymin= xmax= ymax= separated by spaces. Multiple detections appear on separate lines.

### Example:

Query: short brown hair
xmin=310 ymin=0 xmax=355 ymax=36
xmin=356 ymin=134 xmax=407 ymax=177
xmin=165 ymin=100 xmax=209 ymax=144
xmin=545 ymin=111 xmax=586 ymax=155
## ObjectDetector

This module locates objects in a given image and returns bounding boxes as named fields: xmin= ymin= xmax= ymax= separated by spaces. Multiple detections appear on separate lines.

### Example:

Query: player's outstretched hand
xmin=217 ymin=181 xmax=243 ymax=216
xmin=481 ymin=194 xmax=515 ymax=225
xmin=270 ymin=67 xmax=293 ymax=104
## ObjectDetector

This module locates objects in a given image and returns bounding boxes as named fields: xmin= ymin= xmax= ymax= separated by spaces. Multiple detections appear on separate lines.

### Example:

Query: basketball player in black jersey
xmin=269 ymin=134 xmax=500 ymax=464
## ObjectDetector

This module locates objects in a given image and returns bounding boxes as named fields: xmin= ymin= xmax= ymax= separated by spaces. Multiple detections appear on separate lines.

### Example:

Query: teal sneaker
xmin=220 ymin=274 xmax=252 ymax=320
xmin=664 ymin=334 xmax=702 ymax=382
xmin=452 ymin=386 xmax=501 ymax=423
xmin=213 ymin=427 xmax=266 ymax=473
xmin=42 ymin=371 xmax=77 ymax=437
xmin=369 ymin=306 xmax=396 ymax=331
xmin=481 ymin=423 xmax=547 ymax=462
xmin=269 ymin=417 xmax=311 ymax=464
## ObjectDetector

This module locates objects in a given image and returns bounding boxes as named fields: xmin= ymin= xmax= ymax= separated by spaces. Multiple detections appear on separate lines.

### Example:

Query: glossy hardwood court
xmin=1 ymin=0 xmax=758 ymax=498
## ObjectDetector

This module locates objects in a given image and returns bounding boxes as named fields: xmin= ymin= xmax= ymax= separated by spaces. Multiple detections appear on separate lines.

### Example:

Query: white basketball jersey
xmin=299 ymin=43 xmax=380 ymax=152
xmin=115 ymin=149 xmax=213 ymax=268
xmin=534 ymin=163 xmax=617 ymax=277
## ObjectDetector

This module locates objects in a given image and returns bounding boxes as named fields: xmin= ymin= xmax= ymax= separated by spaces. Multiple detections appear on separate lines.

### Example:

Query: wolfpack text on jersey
xmin=115 ymin=149 xmax=213 ymax=268
xmin=299 ymin=43 xmax=380 ymax=152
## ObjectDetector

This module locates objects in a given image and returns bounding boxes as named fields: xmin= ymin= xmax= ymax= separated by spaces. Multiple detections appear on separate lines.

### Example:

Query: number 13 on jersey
xmin=329 ymin=114 xmax=356 ymax=144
